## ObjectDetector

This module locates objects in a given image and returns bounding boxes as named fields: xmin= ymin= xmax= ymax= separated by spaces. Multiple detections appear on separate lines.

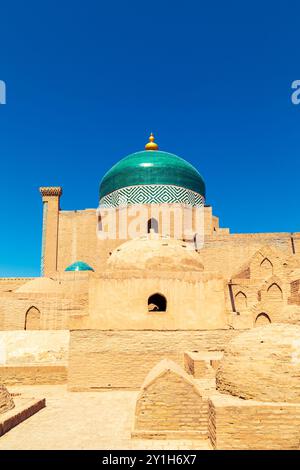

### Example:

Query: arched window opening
xmin=147 ymin=218 xmax=158 ymax=234
xmin=25 ymin=306 xmax=41 ymax=330
xmin=235 ymin=291 xmax=247 ymax=311
xmin=148 ymin=293 xmax=167 ymax=312
xmin=255 ymin=312 xmax=271 ymax=327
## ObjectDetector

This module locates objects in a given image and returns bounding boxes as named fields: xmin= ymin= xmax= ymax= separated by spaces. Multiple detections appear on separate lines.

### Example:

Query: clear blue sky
xmin=0 ymin=1 xmax=299 ymax=276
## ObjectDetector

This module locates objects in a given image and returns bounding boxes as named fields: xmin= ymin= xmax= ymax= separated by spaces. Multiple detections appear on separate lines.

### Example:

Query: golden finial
xmin=145 ymin=132 xmax=159 ymax=151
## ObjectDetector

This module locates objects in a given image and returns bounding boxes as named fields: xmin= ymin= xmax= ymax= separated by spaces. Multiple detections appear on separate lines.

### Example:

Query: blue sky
xmin=0 ymin=0 xmax=299 ymax=276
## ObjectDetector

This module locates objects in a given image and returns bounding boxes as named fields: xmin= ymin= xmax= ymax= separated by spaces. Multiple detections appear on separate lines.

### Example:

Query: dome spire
xmin=145 ymin=132 xmax=159 ymax=151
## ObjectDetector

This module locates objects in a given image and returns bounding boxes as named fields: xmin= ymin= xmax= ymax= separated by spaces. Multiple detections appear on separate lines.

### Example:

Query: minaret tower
xmin=39 ymin=186 xmax=62 ymax=276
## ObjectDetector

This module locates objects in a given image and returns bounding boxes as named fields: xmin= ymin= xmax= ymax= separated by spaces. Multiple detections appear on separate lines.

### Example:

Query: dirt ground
xmin=0 ymin=385 xmax=211 ymax=450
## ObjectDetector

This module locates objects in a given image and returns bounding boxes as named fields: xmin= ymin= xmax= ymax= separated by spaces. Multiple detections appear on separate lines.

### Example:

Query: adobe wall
xmin=209 ymin=395 xmax=300 ymax=450
xmin=0 ymin=331 xmax=69 ymax=385
xmin=80 ymin=272 xmax=227 ymax=330
xmin=68 ymin=329 xmax=239 ymax=391
xmin=0 ymin=330 xmax=69 ymax=364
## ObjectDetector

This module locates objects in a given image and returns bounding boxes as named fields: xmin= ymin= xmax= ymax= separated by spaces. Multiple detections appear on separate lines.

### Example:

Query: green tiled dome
xmin=99 ymin=150 xmax=206 ymax=200
xmin=65 ymin=261 xmax=94 ymax=272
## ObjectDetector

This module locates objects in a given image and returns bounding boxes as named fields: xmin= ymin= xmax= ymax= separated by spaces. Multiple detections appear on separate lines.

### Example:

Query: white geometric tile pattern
xmin=100 ymin=185 xmax=204 ymax=208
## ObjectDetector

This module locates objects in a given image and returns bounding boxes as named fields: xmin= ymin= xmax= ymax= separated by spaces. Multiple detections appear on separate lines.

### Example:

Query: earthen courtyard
xmin=0 ymin=385 xmax=211 ymax=450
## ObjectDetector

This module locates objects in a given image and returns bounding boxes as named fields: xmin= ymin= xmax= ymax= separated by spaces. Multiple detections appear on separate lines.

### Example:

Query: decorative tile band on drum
xmin=99 ymin=185 xmax=205 ymax=208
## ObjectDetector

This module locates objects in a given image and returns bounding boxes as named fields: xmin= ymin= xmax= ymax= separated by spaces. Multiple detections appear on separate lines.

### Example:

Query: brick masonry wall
xmin=56 ymin=206 xmax=215 ymax=275
xmin=0 ymin=293 xmax=87 ymax=331
xmin=68 ymin=329 xmax=238 ymax=390
xmin=209 ymin=397 xmax=300 ymax=450
xmin=57 ymin=210 xmax=119 ymax=273
xmin=0 ymin=365 xmax=67 ymax=386
xmin=201 ymin=233 xmax=298 ymax=278
xmin=184 ymin=352 xmax=221 ymax=378
xmin=134 ymin=370 xmax=208 ymax=436
xmin=55 ymin=208 xmax=300 ymax=279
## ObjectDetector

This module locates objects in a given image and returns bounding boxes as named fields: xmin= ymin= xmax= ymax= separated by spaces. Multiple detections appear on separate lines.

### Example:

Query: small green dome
xmin=99 ymin=150 xmax=206 ymax=201
xmin=65 ymin=261 xmax=94 ymax=272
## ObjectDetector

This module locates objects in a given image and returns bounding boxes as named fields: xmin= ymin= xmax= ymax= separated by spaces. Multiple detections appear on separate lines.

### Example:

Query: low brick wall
xmin=0 ymin=365 xmax=67 ymax=386
xmin=68 ymin=329 xmax=238 ymax=391
xmin=209 ymin=395 xmax=300 ymax=450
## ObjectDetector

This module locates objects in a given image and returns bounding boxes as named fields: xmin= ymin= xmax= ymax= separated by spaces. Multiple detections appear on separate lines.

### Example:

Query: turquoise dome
xmin=65 ymin=261 xmax=94 ymax=272
xmin=99 ymin=150 xmax=206 ymax=202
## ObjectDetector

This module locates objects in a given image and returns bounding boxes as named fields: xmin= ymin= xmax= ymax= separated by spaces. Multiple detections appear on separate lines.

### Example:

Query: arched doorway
xmin=148 ymin=293 xmax=167 ymax=312
xmin=25 ymin=306 xmax=41 ymax=330
xmin=147 ymin=218 xmax=158 ymax=234
xmin=255 ymin=312 xmax=271 ymax=327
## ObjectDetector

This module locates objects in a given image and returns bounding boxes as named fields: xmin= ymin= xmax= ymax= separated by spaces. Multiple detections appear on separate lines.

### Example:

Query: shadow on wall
xmin=147 ymin=218 xmax=158 ymax=234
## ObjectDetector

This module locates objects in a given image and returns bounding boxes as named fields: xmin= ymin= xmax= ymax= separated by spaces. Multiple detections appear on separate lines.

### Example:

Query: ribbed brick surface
xmin=217 ymin=324 xmax=300 ymax=402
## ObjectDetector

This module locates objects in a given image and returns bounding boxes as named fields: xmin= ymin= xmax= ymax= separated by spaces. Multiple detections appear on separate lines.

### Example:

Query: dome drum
xmin=99 ymin=143 xmax=205 ymax=208
xmin=100 ymin=184 xmax=204 ymax=208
